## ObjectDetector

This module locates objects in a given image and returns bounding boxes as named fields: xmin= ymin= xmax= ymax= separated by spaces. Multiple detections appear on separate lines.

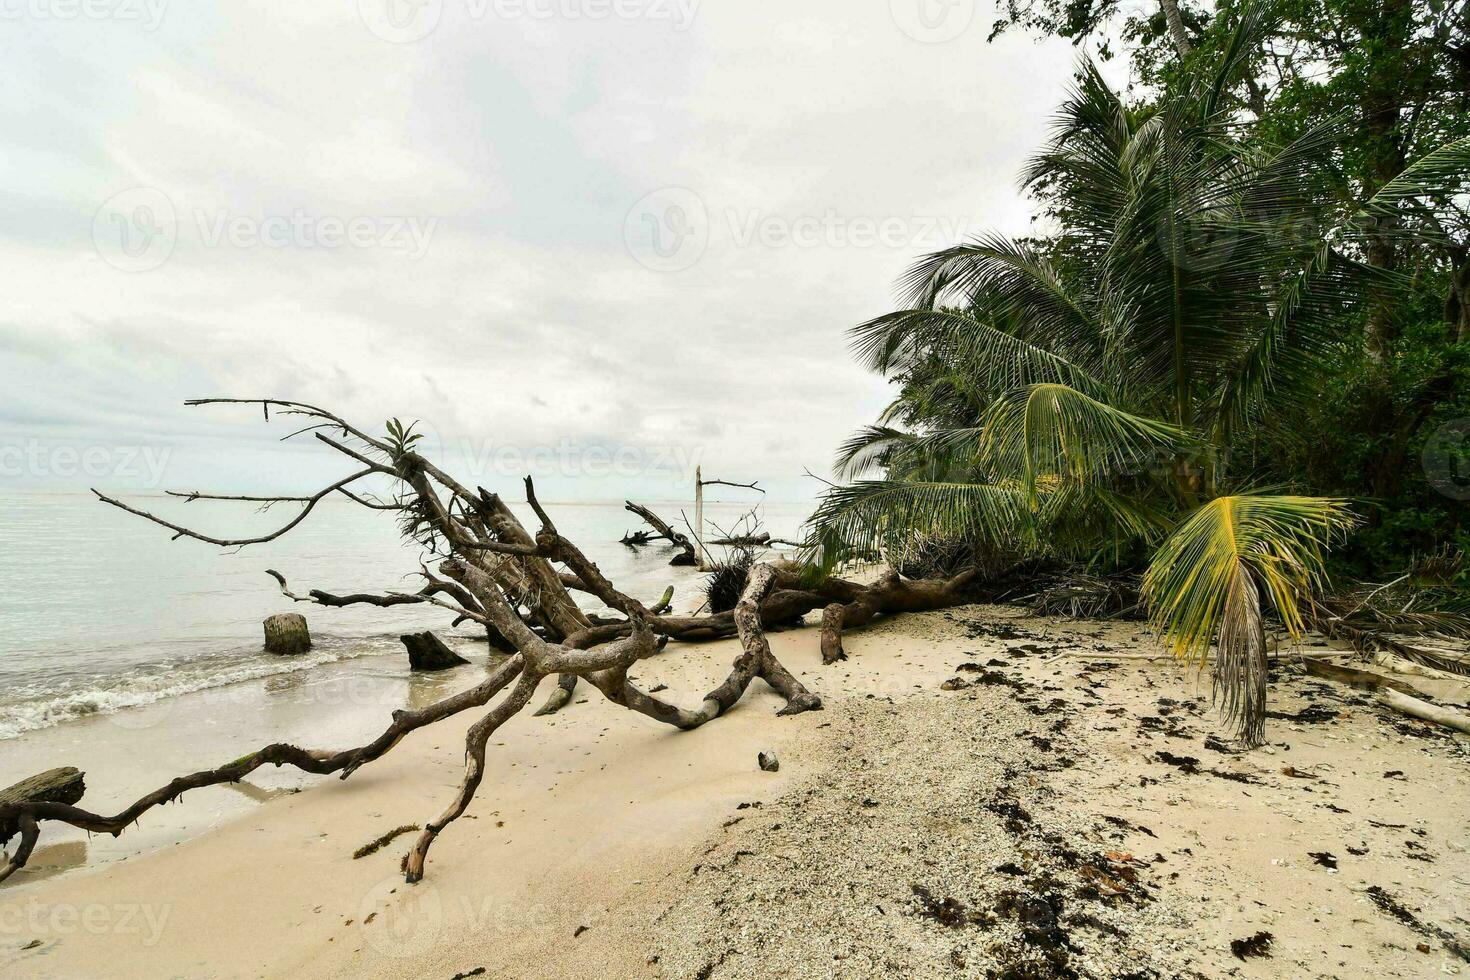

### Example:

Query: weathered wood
xmin=1301 ymin=657 xmax=1422 ymax=696
xmin=400 ymin=632 xmax=470 ymax=671
xmin=263 ymin=612 xmax=311 ymax=655
xmin=1 ymin=768 xmax=84 ymax=845
xmin=820 ymin=602 xmax=847 ymax=664
xmin=623 ymin=500 xmax=697 ymax=565
xmin=29 ymin=400 xmax=989 ymax=890
xmin=694 ymin=465 xmax=706 ymax=571
xmin=709 ymin=532 xmax=803 ymax=548
xmin=1379 ymin=689 xmax=1470 ymax=735
xmin=1372 ymin=653 xmax=1469 ymax=683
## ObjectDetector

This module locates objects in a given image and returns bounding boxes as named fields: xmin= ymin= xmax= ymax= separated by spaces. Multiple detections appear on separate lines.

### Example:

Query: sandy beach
xmin=3 ymin=604 xmax=1467 ymax=979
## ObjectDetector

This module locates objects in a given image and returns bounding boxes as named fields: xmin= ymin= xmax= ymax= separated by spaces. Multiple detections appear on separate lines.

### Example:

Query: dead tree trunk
xmin=0 ymin=399 xmax=978 ymax=889
xmin=624 ymin=500 xmax=698 ymax=565
xmin=400 ymin=632 xmax=470 ymax=671
xmin=1 ymin=768 xmax=84 ymax=849
xmin=263 ymin=613 xmax=311 ymax=655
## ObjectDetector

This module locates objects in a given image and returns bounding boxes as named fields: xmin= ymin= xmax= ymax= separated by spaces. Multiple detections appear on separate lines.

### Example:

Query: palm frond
xmin=803 ymin=479 xmax=1036 ymax=571
xmin=981 ymin=383 xmax=1190 ymax=491
xmin=833 ymin=425 xmax=920 ymax=480
xmin=1349 ymin=135 xmax=1470 ymax=228
xmin=849 ymin=308 xmax=1109 ymax=396
xmin=1143 ymin=495 xmax=1359 ymax=743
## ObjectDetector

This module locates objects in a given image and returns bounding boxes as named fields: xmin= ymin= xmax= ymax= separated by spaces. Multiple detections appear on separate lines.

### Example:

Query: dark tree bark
xmin=1357 ymin=0 xmax=1413 ymax=359
xmin=1 ymin=768 xmax=85 ymax=847
xmin=1448 ymin=247 xmax=1470 ymax=343
xmin=624 ymin=500 xmax=698 ymax=565
xmin=400 ymin=631 xmax=470 ymax=671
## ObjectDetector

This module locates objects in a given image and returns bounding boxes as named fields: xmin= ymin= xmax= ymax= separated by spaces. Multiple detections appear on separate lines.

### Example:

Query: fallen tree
xmin=0 ymin=400 xmax=980 ymax=887
xmin=709 ymin=532 xmax=803 ymax=548
xmin=623 ymin=500 xmax=698 ymax=565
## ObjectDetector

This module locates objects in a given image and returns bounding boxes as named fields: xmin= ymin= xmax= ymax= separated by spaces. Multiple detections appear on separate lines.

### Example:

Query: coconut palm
xmin=808 ymin=5 xmax=1470 ymax=743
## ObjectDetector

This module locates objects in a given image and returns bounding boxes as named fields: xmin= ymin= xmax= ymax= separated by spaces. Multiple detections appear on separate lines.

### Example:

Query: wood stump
xmin=1 ymin=767 xmax=85 ymax=845
xmin=264 ymin=613 xmax=311 ymax=655
xmin=401 ymin=631 xmax=470 ymax=671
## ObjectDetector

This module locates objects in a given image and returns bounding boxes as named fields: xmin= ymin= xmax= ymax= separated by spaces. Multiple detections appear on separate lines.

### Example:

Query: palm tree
xmin=808 ymin=6 xmax=1470 ymax=744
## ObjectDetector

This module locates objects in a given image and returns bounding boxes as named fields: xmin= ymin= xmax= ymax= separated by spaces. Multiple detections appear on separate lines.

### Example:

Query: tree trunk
xmin=263 ymin=613 xmax=311 ymax=655
xmin=1449 ymin=249 xmax=1470 ymax=344
xmin=1159 ymin=0 xmax=1193 ymax=57
xmin=400 ymin=632 xmax=470 ymax=671
xmin=1379 ymin=689 xmax=1470 ymax=735
xmin=624 ymin=500 xmax=698 ymax=565
xmin=1 ymin=768 xmax=84 ymax=846
xmin=694 ymin=466 xmax=707 ymax=571
xmin=1359 ymin=0 xmax=1412 ymax=359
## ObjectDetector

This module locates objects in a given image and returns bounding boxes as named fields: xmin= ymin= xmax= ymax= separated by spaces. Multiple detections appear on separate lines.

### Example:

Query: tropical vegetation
xmin=808 ymin=3 xmax=1470 ymax=743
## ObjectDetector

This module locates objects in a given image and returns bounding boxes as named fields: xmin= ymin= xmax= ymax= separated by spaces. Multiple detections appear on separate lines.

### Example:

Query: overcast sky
xmin=0 ymin=0 xmax=1116 ymax=503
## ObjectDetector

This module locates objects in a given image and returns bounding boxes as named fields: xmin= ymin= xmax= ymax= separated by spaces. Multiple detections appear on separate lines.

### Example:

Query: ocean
xmin=0 ymin=491 xmax=813 ymax=741
xmin=0 ymin=490 xmax=814 ymax=882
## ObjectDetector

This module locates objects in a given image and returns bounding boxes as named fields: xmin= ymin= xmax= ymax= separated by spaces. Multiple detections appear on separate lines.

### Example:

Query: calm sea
xmin=0 ymin=491 xmax=812 ymax=740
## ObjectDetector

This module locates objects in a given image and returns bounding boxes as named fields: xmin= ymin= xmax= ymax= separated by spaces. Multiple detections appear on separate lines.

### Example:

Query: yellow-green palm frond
xmin=1143 ymin=495 xmax=1358 ymax=744
xmin=981 ymin=383 xmax=1189 ymax=493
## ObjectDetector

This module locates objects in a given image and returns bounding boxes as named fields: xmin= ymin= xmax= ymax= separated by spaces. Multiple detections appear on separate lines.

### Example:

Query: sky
xmin=0 ymin=0 xmax=1117 ymax=505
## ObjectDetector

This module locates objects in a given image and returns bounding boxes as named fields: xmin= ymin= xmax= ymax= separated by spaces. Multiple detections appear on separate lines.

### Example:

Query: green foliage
xmin=811 ymin=2 xmax=1470 ymax=742
xmin=1252 ymin=319 xmax=1470 ymax=585
xmin=384 ymin=418 xmax=424 ymax=456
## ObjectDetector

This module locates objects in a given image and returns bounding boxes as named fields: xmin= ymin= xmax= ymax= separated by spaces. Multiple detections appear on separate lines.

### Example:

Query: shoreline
xmin=0 ymin=638 xmax=498 ymax=884
xmin=3 ymin=606 xmax=1468 ymax=978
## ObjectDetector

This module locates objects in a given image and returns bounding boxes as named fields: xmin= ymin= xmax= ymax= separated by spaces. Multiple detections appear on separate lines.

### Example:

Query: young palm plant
xmin=808 ymin=5 xmax=1470 ymax=743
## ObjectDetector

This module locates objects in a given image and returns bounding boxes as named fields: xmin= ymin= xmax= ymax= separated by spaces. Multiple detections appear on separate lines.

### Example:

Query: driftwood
xmin=400 ymin=631 xmax=470 ymax=671
xmin=263 ymin=612 xmax=311 ymax=655
xmin=0 ymin=399 xmax=981 ymax=888
xmin=1 ymin=768 xmax=85 ymax=847
xmin=1372 ymin=653 xmax=1470 ymax=683
xmin=708 ymin=532 xmax=803 ymax=548
xmin=623 ymin=500 xmax=698 ymax=565
xmin=817 ymin=567 xmax=978 ymax=664
xmin=1378 ymin=689 xmax=1470 ymax=734
xmin=1300 ymin=657 xmax=1423 ymax=696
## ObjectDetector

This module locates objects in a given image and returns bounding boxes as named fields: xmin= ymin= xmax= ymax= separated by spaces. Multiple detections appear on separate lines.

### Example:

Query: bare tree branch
xmin=4 ymin=399 xmax=985 ymax=888
xmin=93 ymin=468 xmax=381 ymax=548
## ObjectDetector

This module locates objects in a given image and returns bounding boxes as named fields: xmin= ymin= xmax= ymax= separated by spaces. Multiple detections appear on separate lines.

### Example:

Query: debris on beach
xmin=1230 ymin=931 xmax=1274 ymax=960
xmin=352 ymin=823 xmax=419 ymax=859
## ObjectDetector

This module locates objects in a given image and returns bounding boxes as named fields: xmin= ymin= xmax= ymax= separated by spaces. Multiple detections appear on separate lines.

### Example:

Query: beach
xmin=4 ymin=604 xmax=1467 ymax=978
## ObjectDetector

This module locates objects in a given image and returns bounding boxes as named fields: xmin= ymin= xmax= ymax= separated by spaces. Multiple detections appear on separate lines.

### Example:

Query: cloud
xmin=0 ymin=0 xmax=1102 ymax=502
